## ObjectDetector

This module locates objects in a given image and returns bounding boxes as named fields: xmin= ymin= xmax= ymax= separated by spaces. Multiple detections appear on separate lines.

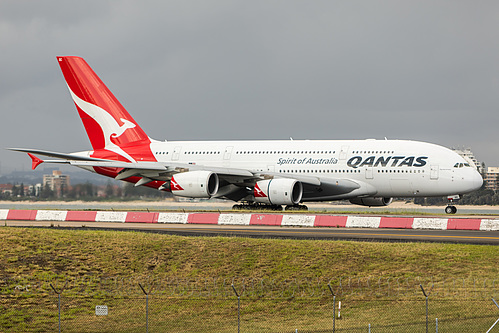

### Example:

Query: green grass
xmin=0 ymin=227 xmax=497 ymax=332
xmin=0 ymin=227 xmax=497 ymax=282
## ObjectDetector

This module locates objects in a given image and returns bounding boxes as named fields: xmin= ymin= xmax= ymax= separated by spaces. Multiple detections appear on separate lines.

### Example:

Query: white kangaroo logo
xmin=68 ymin=87 xmax=137 ymax=162
xmin=111 ymin=118 xmax=136 ymax=139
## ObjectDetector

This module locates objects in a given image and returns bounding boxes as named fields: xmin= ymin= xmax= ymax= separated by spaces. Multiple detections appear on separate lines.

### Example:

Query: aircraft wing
xmin=10 ymin=148 xmax=370 ymax=199
xmin=9 ymin=148 xmax=254 ymax=179
xmin=255 ymin=172 xmax=321 ymax=186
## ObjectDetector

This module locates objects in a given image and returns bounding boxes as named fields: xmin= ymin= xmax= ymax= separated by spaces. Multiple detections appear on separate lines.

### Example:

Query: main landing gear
xmin=232 ymin=203 xmax=282 ymax=211
xmin=445 ymin=195 xmax=460 ymax=214
xmin=285 ymin=204 xmax=308 ymax=211
xmin=231 ymin=203 xmax=309 ymax=211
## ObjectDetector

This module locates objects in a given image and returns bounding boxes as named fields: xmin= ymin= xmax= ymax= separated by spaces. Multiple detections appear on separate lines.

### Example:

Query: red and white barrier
xmin=0 ymin=209 xmax=9 ymax=220
xmin=2 ymin=209 xmax=499 ymax=231
xmin=36 ymin=210 xmax=67 ymax=221
xmin=157 ymin=212 xmax=188 ymax=224
xmin=345 ymin=216 xmax=381 ymax=229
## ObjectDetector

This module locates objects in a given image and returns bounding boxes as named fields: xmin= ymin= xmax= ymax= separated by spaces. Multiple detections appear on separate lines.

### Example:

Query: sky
xmin=1 ymin=0 xmax=499 ymax=174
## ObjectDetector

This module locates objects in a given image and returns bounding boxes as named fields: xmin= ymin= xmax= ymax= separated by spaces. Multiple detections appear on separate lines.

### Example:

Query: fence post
xmin=486 ymin=298 xmax=499 ymax=333
xmin=50 ymin=281 xmax=68 ymax=333
xmin=420 ymin=284 xmax=434 ymax=333
xmin=328 ymin=284 xmax=336 ymax=333
xmin=139 ymin=283 xmax=154 ymax=333
xmin=231 ymin=284 xmax=240 ymax=333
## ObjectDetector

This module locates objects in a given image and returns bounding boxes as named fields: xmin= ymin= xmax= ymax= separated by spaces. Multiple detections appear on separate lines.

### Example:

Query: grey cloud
xmin=1 ymin=0 xmax=499 ymax=173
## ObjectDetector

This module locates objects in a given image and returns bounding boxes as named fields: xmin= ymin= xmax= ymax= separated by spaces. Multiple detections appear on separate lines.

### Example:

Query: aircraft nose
xmin=473 ymin=170 xmax=483 ymax=190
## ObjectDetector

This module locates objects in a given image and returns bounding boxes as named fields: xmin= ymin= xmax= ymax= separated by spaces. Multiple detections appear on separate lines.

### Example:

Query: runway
xmin=5 ymin=220 xmax=499 ymax=245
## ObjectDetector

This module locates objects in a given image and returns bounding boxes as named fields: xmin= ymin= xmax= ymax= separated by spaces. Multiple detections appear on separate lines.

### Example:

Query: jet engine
xmin=254 ymin=179 xmax=303 ymax=205
xmin=349 ymin=197 xmax=393 ymax=207
xmin=170 ymin=171 xmax=219 ymax=198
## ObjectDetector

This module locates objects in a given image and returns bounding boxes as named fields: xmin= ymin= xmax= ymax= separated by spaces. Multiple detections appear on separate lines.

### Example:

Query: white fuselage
xmin=147 ymin=138 xmax=483 ymax=200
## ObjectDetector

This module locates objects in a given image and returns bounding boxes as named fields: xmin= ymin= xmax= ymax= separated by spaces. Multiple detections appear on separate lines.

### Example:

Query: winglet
xmin=27 ymin=153 xmax=43 ymax=170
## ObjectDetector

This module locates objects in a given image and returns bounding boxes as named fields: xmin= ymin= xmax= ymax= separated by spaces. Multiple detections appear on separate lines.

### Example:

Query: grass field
xmin=0 ymin=227 xmax=497 ymax=332
xmin=0 ymin=227 xmax=497 ymax=280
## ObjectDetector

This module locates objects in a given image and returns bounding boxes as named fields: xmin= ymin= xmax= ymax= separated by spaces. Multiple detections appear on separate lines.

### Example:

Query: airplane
xmin=10 ymin=56 xmax=483 ymax=214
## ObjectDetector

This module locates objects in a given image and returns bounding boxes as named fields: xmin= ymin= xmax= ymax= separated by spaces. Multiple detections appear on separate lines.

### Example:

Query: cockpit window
xmin=454 ymin=162 xmax=471 ymax=168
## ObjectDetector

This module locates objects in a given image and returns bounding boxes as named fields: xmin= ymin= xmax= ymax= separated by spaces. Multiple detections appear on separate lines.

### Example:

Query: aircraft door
xmin=172 ymin=146 xmax=182 ymax=161
xmin=365 ymin=167 xmax=373 ymax=179
xmin=224 ymin=146 xmax=233 ymax=160
xmin=339 ymin=146 xmax=349 ymax=160
xmin=430 ymin=165 xmax=439 ymax=180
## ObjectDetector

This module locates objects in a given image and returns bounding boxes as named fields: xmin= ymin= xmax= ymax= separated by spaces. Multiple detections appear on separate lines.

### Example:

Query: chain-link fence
xmin=1 ymin=276 xmax=498 ymax=332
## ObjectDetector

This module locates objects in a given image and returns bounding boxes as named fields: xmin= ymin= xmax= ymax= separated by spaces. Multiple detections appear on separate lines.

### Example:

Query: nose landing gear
xmin=445 ymin=195 xmax=460 ymax=214
xmin=445 ymin=205 xmax=457 ymax=214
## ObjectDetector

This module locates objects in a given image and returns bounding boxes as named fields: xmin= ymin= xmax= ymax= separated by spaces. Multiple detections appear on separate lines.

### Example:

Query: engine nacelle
xmin=254 ymin=179 xmax=303 ymax=205
xmin=170 ymin=171 xmax=219 ymax=198
xmin=349 ymin=197 xmax=393 ymax=207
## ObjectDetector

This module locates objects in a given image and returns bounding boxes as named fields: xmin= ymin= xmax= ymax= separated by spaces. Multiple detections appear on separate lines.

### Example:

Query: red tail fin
xmin=57 ymin=56 xmax=151 ymax=150
xmin=57 ymin=56 xmax=155 ymax=162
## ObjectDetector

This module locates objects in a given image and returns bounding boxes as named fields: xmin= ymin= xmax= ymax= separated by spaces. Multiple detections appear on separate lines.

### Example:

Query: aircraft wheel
xmin=445 ymin=206 xmax=457 ymax=214
xmin=298 ymin=204 xmax=308 ymax=211
xmin=285 ymin=205 xmax=308 ymax=211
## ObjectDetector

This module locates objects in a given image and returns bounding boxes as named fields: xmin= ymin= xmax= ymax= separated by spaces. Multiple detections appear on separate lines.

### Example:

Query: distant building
xmin=484 ymin=167 xmax=499 ymax=192
xmin=43 ymin=170 xmax=70 ymax=197
xmin=451 ymin=147 xmax=482 ymax=173
xmin=0 ymin=184 xmax=32 ymax=197
xmin=0 ymin=184 xmax=13 ymax=196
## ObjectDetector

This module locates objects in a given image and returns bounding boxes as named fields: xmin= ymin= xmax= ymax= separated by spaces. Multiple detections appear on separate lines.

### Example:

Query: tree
xmin=40 ymin=183 xmax=54 ymax=199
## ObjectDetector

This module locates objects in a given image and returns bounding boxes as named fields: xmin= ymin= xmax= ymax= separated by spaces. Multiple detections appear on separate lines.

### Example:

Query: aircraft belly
xmin=301 ymin=178 xmax=376 ymax=201
xmin=389 ymin=179 xmax=414 ymax=196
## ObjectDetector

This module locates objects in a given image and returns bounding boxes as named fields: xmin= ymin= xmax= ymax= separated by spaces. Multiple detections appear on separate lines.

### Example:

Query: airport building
xmin=484 ymin=167 xmax=499 ymax=192
xmin=43 ymin=170 xmax=70 ymax=197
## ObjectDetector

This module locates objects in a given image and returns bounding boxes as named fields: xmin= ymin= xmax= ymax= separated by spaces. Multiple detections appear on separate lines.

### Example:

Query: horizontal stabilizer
xmin=27 ymin=153 xmax=43 ymax=170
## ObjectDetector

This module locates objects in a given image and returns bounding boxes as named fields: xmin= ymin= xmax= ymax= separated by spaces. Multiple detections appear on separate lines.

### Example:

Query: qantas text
xmin=347 ymin=156 xmax=428 ymax=169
